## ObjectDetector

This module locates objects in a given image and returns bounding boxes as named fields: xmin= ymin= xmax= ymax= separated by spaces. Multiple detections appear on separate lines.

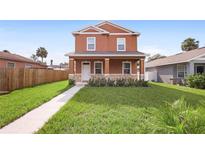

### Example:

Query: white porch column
xmin=189 ymin=61 xmax=195 ymax=75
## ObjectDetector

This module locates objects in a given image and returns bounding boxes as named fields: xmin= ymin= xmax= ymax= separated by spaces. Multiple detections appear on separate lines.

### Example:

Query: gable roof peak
xmin=72 ymin=25 xmax=109 ymax=35
xmin=95 ymin=21 xmax=140 ymax=35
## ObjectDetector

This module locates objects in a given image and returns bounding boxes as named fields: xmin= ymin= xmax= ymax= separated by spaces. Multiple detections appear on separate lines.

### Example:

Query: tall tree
xmin=30 ymin=54 xmax=38 ymax=62
xmin=181 ymin=38 xmax=199 ymax=51
xmin=36 ymin=47 xmax=48 ymax=63
xmin=147 ymin=54 xmax=166 ymax=62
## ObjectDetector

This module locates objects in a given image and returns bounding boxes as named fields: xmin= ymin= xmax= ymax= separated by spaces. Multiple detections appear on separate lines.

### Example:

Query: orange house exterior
xmin=67 ymin=21 xmax=145 ymax=82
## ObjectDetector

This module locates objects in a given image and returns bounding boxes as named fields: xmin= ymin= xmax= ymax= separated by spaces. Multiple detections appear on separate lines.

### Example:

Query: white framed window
xmin=7 ymin=62 xmax=15 ymax=68
xmin=117 ymin=38 xmax=126 ymax=51
xmin=122 ymin=61 xmax=131 ymax=74
xmin=177 ymin=64 xmax=187 ymax=78
xmin=87 ymin=37 xmax=96 ymax=51
xmin=25 ymin=64 xmax=32 ymax=68
xmin=94 ymin=61 xmax=103 ymax=74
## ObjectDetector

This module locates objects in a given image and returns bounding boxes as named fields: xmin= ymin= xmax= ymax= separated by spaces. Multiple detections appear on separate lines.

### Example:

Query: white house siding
xmin=146 ymin=65 xmax=174 ymax=83
xmin=157 ymin=65 xmax=174 ymax=83
xmin=145 ymin=67 xmax=157 ymax=81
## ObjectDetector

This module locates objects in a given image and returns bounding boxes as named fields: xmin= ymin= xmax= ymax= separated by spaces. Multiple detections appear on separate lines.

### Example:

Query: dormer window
xmin=117 ymin=38 xmax=126 ymax=51
xmin=87 ymin=37 xmax=96 ymax=51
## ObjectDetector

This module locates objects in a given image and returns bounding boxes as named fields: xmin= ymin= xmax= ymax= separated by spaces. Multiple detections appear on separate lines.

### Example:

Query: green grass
xmin=38 ymin=82 xmax=205 ymax=134
xmin=0 ymin=80 xmax=71 ymax=128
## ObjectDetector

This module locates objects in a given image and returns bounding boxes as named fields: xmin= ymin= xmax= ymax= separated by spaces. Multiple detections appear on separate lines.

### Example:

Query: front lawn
xmin=0 ymin=80 xmax=71 ymax=128
xmin=38 ymin=82 xmax=205 ymax=134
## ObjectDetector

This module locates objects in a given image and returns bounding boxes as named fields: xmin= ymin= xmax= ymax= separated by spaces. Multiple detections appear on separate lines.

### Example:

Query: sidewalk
xmin=0 ymin=85 xmax=84 ymax=134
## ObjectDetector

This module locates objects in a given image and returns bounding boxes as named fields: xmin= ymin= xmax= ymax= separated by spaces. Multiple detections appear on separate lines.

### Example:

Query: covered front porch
xmin=69 ymin=57 xmax=145 ymax=82
xmin=188 ymin=60 xmax=205 ymax=75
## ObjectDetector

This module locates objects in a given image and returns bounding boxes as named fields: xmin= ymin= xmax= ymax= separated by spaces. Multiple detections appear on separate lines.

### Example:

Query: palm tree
xmin=181 ymin=38 xmax=199 ymax=51
xmin=36 ymin=47 xmax=48 ymax=63
xmin=30 ymin=54 xmax=38 ymax=62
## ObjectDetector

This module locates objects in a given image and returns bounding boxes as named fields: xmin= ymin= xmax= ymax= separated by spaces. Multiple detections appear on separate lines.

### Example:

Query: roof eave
xmin=66 ymin=53 xmax=145 ymax=57
xmin=146 ymin=60 xmax=190 ymax=68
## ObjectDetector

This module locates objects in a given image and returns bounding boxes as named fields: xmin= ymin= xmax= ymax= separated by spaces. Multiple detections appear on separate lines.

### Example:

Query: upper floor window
xmin=117 ymin=38 xmax=126 ymax=51
xmin=7 ymin=62 xmax=15 ymax=68
xmin=87 ymin=37 xmax=96 ymax=51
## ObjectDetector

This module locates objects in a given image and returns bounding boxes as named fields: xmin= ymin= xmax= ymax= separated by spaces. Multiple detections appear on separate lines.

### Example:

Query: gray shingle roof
xmin=146 ymin=47 xmax=205 ymax=68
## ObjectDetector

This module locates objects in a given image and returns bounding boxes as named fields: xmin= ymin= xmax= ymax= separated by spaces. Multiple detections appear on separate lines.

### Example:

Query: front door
xmin=196 ymin=66 xmax=204 ymax=74
xmin=82 ymin=62 xmax=91 ymax=81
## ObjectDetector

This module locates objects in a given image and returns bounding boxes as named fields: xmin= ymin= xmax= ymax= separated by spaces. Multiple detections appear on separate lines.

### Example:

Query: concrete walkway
xmin=0 ymin=85 xmax=84 ymax=134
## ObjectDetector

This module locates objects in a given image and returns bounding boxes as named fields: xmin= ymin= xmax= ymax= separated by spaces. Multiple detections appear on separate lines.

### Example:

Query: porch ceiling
xmin=66 ymin=51 xmax=145 ymax=59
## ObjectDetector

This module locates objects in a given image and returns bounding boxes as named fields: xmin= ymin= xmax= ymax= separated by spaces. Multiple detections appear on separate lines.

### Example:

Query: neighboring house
xmin=0 ymin=51 xmax=47 ymax=69
xmin=48 ymin=63 xmax=68 ymax=70
xmin=67 ymin=21 xmax=146 ymax=82
xmin=145 ymin=47 xmax=205 ymax=84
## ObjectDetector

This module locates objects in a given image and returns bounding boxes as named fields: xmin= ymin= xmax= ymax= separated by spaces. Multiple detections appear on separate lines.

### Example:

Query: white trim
xmin=86 ymin=37 xmax=96 ymax=51
xmin=73 ymin=32 xmax=139 ymax=35
xmin=7 ymin=62 xmax=15 ymax=68
xmin=73 ymin=25 xmax=110 ymax=34
xmin=81 ymin=26 xmax=108 ymax=33
xmin=110 ymin=33 xmax=139 ymax=35
xmin=177 ymin=64 xmax=187 ymax=78
xmin=117 ymin=38 xmax=126 ymax=51
xmin=67 ymin=53 xmax=145 ymax=57
xmin=73 ymin=32 xmax=109 ymax=35
xmin=122 ymin=61 xmax=132 ymax=74
xmin=94 ymin=61 xmax=103 ymax=75
xmin=72 ymin=32 xmax=139 ymax=35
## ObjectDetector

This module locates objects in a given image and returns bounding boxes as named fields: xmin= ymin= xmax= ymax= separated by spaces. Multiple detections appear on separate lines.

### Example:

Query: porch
xmin=171 ymin=62 xmax=205 ymax=85
xmin=69 ymin=58 xmax=145 ymax=82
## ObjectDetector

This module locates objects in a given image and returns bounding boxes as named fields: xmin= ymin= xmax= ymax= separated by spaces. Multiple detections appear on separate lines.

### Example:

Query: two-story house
xmin=67 ymin=21 xmax=146 ymax=82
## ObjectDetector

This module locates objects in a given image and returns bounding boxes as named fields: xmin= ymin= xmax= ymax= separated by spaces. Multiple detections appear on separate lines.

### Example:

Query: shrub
xmin=98 ymin=78 xmax=107 ymax=87
xmin=115 ymin=78 xmax=126 ymax=87
xmin=187 ymin=74 xmax=205 ymax=89
xmin=87 ymin=77 xmax=149 ymax=87
xmin=69 ymin=79 xmax=75 ymax=85
xmin=134 ymin=79 xmax=149 ymax=87
xmin=127 ymin=78 xmax=135 ymax=87
xmin=88 ymin=78 xmax=96 ymax=86
xmin=150 ymin=98 xmax=205 ymax=134
xmin=107 ymin=78 xmax=115 ymax=86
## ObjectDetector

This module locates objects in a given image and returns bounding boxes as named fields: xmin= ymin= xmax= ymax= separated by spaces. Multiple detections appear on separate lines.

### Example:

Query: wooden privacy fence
xmin=0 ymin=68 xmax=69 ymax=91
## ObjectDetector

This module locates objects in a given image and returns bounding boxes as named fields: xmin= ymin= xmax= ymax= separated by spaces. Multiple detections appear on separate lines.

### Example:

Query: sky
xmin=0 ymin=20 xmax=205 ymax=65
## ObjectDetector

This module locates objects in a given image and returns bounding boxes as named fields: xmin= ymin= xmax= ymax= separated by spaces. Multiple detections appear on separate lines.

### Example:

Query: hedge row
xmin=87 ymin=78 xmax=149 ymax=87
